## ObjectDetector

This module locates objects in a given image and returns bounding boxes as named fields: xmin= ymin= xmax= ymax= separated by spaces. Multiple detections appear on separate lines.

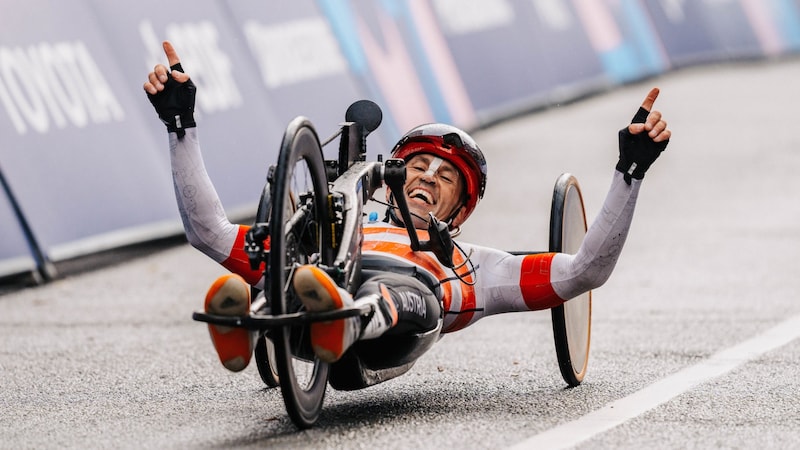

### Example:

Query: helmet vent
xmin=442 ymin=132 xmax=463 ymax=149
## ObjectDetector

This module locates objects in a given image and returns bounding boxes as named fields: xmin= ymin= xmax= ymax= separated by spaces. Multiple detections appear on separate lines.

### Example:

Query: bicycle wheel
xmin=254 ymin=327 xmax=279 ymax=387
xmin=251 ymin=174 xmax=280 ymax=388
xmin=269 ymin=117 xmax=333 ymax=428
xmin=549 ymin=173 xmax=592 ymax=387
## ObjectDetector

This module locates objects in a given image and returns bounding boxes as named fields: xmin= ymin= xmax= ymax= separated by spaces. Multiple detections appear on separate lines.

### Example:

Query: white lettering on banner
xmin=0 ymin=41 xmax=124 ymax=135
xmin=243 ymin=18 xmax=347 ymax=88
xmin=432 ymin=0 xmax=514 ymax=35
xmin=658 ymin=0 xmax=688 ymax=22
xmin=139 ymin=20 xmax=242 ymax=115
xmin=532 ymin=0 xmax=574 ymax=30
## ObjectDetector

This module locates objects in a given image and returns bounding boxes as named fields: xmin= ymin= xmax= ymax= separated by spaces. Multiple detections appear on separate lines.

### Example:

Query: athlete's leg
xmin=292 ymin=266 xmax=397 ymax=362
xmin=204 ymin=273 xmax=254 ymax=372
xmin=292 ymin=267 xmax=441 ymax=362
xmin=357 ymin=272 xmax=440 ymax=337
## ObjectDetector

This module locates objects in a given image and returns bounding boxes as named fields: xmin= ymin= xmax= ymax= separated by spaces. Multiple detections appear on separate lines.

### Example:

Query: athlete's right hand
xmin=144 ymin=41 xmax=196 ymax=137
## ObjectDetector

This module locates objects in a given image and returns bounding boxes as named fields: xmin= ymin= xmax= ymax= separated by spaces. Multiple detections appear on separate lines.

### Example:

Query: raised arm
xmin=550 ymin=88 xmax=670 ymax=299
xmin=143 ymin=41 xmax=241 ymax=265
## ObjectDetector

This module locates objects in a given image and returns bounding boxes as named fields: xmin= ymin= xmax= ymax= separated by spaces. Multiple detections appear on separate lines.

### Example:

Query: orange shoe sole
xmin=205 ymin=274 xmax=252 ymax=372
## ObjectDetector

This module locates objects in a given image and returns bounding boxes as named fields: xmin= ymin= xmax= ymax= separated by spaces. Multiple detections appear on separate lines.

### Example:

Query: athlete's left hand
xmin=616 ymin=88 xmax=671 ymax=184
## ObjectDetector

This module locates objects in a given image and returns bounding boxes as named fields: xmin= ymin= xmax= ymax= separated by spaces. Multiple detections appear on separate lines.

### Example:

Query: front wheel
xmin=549 ymin=173 xmax=592 ymax=387
xmin=269 ymin=117 xmax=333 ymax=428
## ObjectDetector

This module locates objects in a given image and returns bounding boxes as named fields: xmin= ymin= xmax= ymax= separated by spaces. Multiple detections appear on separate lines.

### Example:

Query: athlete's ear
xmin=449 ymin=205 xmax=469 ymax=230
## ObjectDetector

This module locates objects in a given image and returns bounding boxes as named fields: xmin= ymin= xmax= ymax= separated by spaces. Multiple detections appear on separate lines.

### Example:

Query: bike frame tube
xmin=328 ymin=160 xmax=384 ymax=286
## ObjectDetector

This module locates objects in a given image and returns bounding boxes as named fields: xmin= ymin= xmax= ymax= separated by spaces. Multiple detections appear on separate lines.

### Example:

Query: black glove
xmin=616 ymin=107 xmax=668 ymax=184
xmin=147 ymin=63 xmax=196 ymax=138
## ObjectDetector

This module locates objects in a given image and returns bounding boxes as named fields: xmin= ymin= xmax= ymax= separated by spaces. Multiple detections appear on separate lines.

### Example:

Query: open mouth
xmin=408 ymin=188 xmax=433 ymax=205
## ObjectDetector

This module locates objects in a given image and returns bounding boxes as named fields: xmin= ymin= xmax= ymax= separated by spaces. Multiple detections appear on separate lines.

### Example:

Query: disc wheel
xmin=269 ymin=117 xmax=333 ymax=428
xmin=549 ymin=173 xmax=592 ymax=387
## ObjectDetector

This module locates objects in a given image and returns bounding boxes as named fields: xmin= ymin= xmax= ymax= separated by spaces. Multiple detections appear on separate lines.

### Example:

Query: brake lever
xmin=245 ymin=225 xmax=269 ymax=271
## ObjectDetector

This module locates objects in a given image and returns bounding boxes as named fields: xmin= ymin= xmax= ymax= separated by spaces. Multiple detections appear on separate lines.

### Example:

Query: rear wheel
xmin=252 ymin=168 xmax=280 ymax=389
xmin=549 ymin=173 xmax=592 ymax=387
xmin=269 ymin=117 xmax=333 ymax=428
xmin=254 ymin=332 xmax=279 ymax=388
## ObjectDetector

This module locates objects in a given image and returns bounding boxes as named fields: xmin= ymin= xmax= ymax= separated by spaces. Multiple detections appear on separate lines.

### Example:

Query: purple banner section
xmin=428 ymin=0 xmax=606 ymax=121
xmin=0 ymin=0 xmax=179 ymax=262
xmin=643 ymin=0 xmax=762 ymax=66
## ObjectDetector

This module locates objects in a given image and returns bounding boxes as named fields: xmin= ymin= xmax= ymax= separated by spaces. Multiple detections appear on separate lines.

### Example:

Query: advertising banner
xmin=742 ymin=0 xmax=800 ymax=54
xmin=587 ymin=0 xmax=671 ymax=82
xmin=0 ymin=0 xmax=179 ymax=262
xmin=88 ymin=0 xmax=288 ymax=216
xmin=318 ymin=0 xmax=483 ymax=139
xmin=425 ymin=0 xmax=606 ymax=122
xmin=221 ymin=0 xmax=392 ymax=157
xmin=1 ymin=0 xmax=798 ymax=279
xmin=643 ymin=0 xmax=761 ymax=66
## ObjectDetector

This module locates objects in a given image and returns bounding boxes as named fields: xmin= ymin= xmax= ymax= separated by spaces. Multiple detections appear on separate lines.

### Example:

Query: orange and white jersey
xmin=361 ymin=223 xmax=562 ymax=333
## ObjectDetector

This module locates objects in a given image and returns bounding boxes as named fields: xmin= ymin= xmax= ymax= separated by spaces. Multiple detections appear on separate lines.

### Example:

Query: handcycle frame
xmin=193 ymin=100 xmax=592 ymax=428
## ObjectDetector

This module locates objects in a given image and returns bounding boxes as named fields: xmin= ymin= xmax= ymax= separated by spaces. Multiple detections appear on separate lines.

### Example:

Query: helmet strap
xmin=384 ymin=191 xmax=405 ymax=227
xmin=443 ymin=205 xmax=462 ymax=227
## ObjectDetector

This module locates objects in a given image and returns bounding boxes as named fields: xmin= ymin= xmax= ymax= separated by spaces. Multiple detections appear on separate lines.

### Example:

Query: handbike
xmin=193 ymin=100 xmax=592 ymax=428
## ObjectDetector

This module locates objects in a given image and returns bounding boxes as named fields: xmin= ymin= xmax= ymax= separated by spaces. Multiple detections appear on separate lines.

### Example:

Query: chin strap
xmin=383 ymin=192 xmax=405 ymax=227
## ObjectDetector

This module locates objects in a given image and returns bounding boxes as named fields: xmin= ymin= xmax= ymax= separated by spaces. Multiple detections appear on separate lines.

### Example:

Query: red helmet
xmin=391 ymin=123 xmax=487 ymax=222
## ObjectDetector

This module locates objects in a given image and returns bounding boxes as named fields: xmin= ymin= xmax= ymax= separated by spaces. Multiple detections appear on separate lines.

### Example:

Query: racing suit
xmin=170 ymin=128 xmax=639 ymax=337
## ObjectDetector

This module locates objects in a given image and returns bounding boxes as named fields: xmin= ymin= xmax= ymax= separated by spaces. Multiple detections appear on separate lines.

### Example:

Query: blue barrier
xmin=1 ymin=0 xmax=798 ymax=281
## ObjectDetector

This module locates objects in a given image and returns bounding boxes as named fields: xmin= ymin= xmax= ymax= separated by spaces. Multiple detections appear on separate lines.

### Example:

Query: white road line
xmin=510 ymin=313 xmax=800 ymax=450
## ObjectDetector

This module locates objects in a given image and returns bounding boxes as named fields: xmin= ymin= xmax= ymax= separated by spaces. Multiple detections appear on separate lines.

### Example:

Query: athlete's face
xmin=389 ymin=153 xmax=467 ymax=229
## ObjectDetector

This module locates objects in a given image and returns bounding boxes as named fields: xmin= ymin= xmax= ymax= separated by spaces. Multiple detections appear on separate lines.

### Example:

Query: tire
xmin=252 ymin=171 xmax=279 ymax=388
xmin=549 ymin=173 xmax=592 ymax=387
xmin=254 ymin=333 xmax=280 ymax=388
xmin=269 ymin=117 xmax=333 ymax=428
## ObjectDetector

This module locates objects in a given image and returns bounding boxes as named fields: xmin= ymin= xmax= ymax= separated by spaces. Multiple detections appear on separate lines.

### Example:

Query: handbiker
xmin=144 ymin=41 xmax=671 ymax=372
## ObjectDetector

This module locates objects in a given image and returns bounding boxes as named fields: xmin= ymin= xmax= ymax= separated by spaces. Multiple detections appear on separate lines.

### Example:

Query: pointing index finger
xmin=162 ymin=41 xmax=180 ymax=67
xmin=641 ymin=87 xmax=660 ymax=112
